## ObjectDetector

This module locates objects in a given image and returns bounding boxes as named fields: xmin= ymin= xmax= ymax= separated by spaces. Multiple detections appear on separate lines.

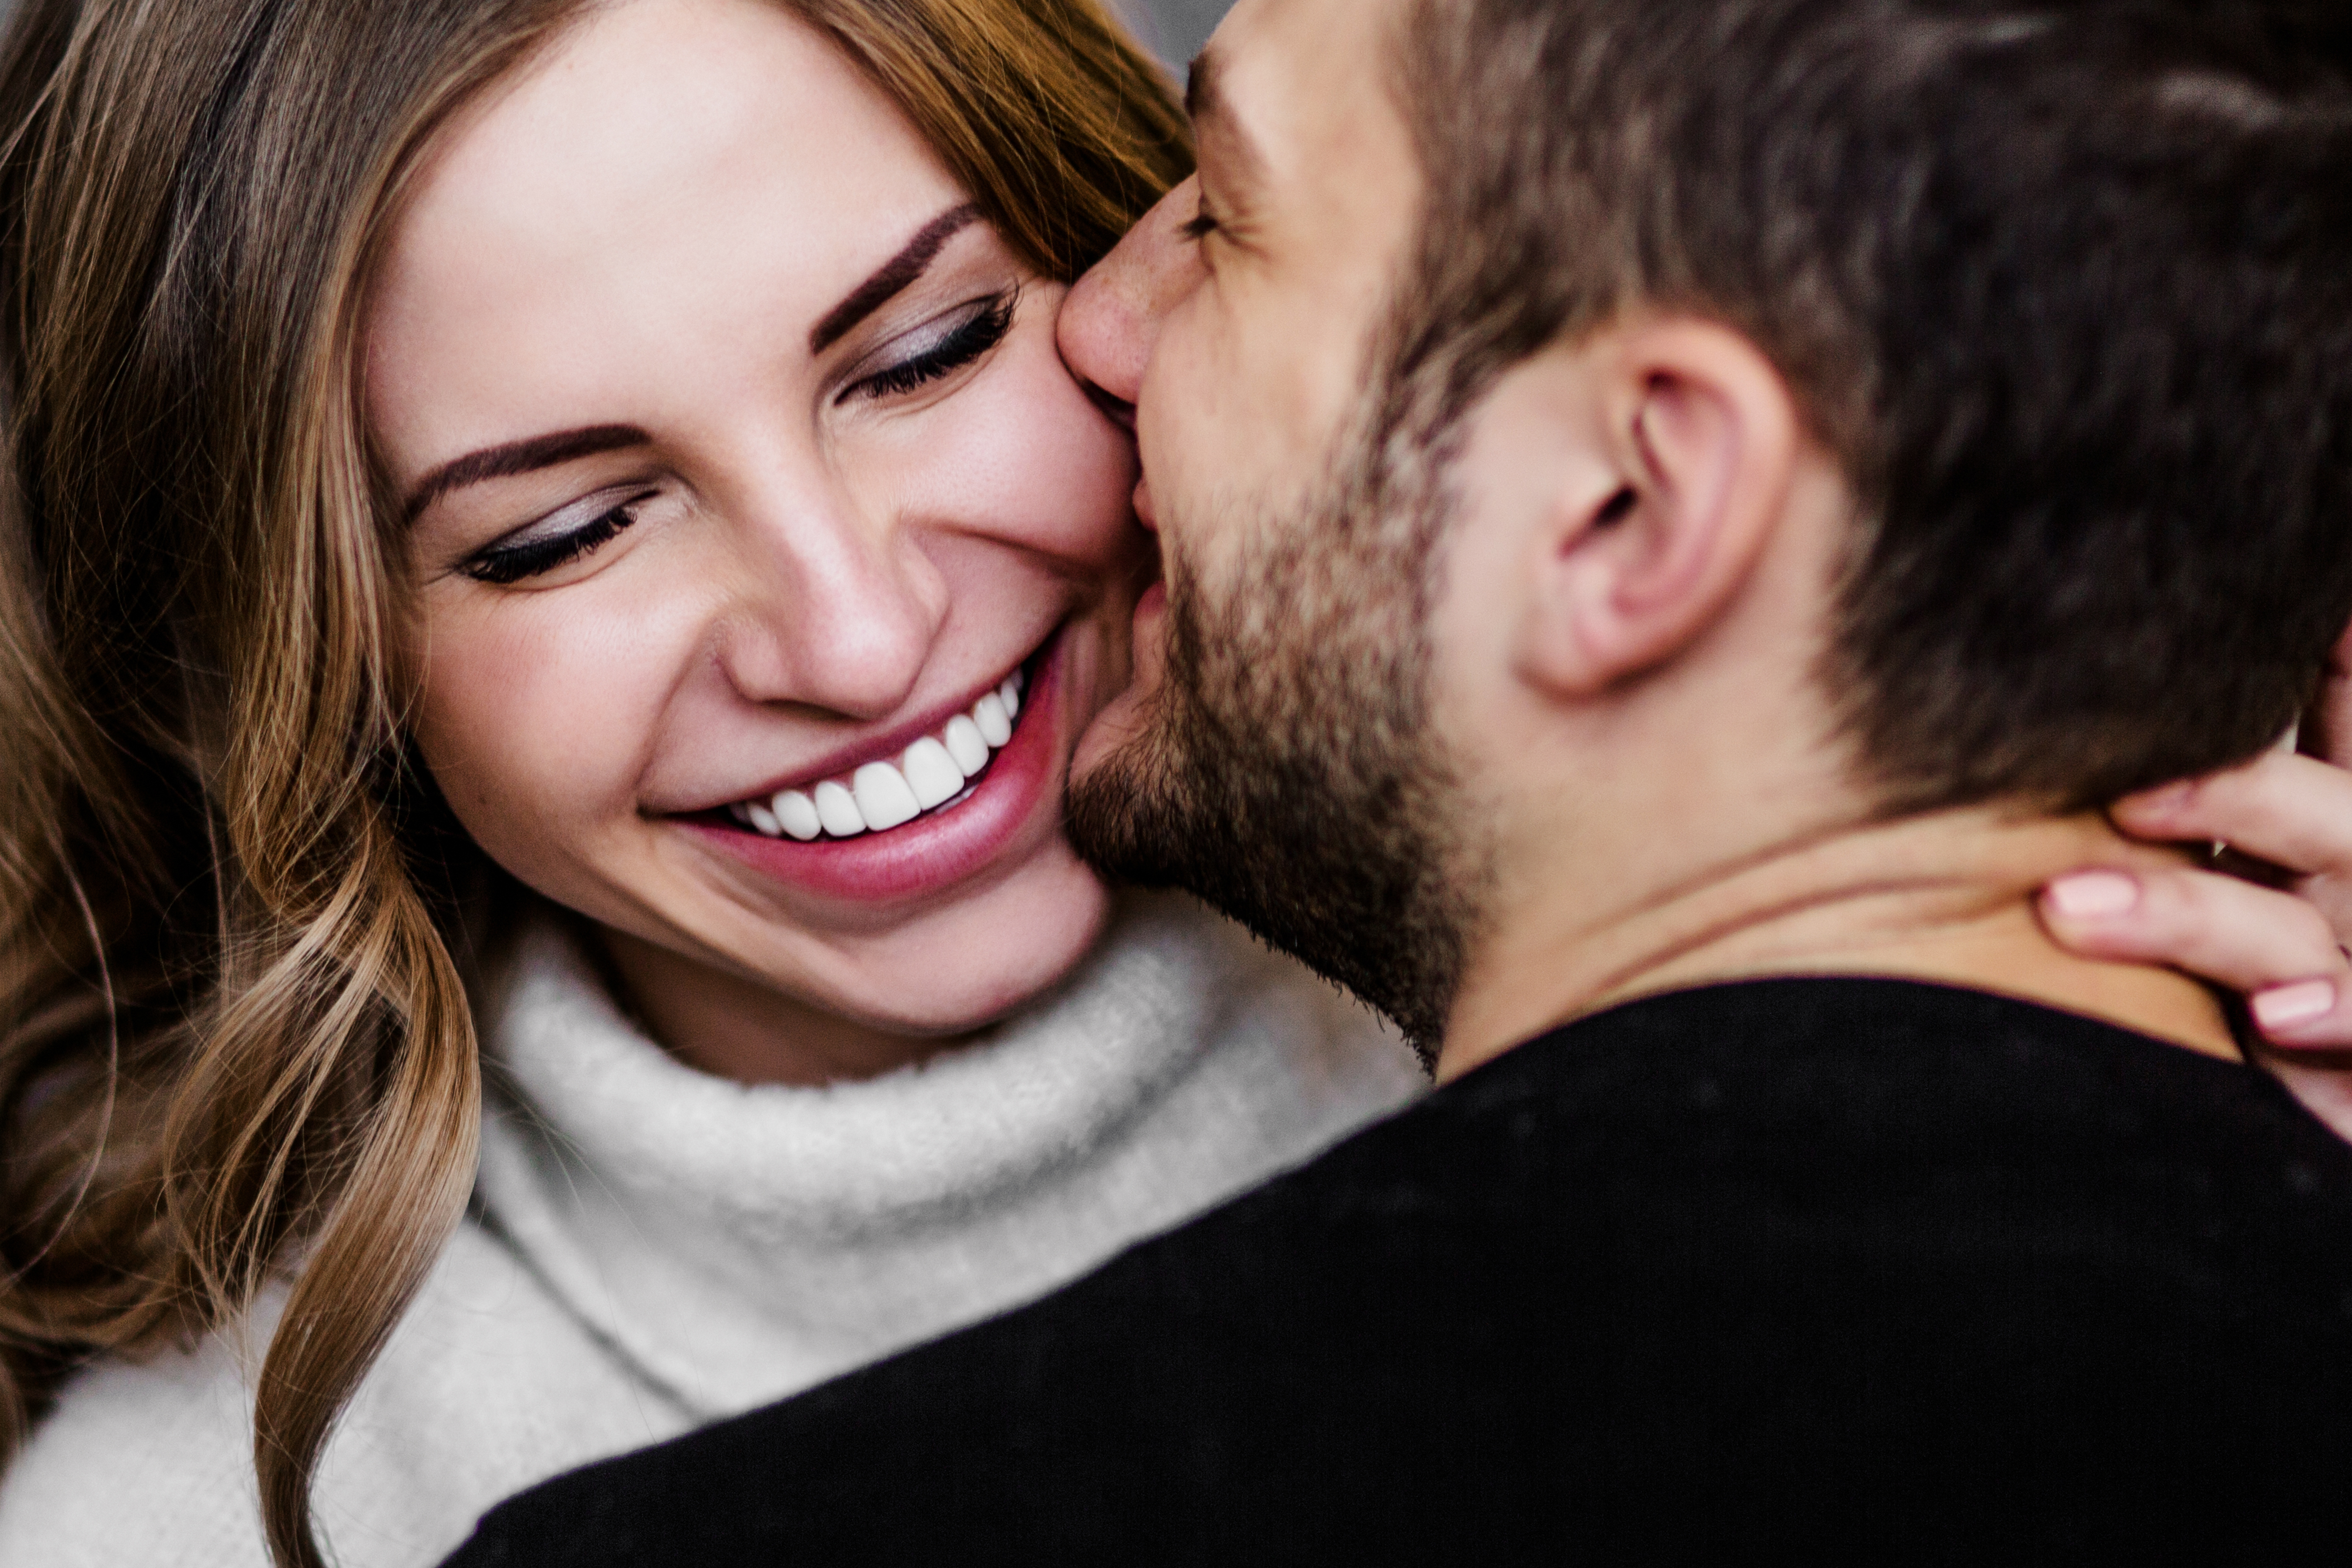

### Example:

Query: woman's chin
xmin=591 ymin=848 xmax=1117 ymax=1083
xmin=806 ymin=860 xmax=1118 ymax=1039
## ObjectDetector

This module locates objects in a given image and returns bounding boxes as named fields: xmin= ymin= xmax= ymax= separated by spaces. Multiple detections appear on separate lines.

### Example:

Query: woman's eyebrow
xmin=809 ymin=202 xmax=982 ymax=355
xmin=404 ymin=423 xmax=650 ymax=521
xmin=402 ymin=205 xmax=982 ymax=521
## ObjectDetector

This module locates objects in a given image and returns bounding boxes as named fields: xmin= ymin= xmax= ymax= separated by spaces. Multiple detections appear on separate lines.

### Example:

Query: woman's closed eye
xmin=841 ymin=290 xmax=1018 ymax=405
xmin=453 ymin=292 xmax=1019 ymax=586
xmin=462 ymin=488 xmax=659 ymax=585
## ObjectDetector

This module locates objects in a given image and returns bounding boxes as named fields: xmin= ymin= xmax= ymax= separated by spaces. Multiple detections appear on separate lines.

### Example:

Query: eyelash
xmin=457 ymin=296 xmax=1017 ymax=586
xmin=463 ymin=490 xmax=655 ymax=586
xmin=844 ymin=292 xmax=1019 ymax=404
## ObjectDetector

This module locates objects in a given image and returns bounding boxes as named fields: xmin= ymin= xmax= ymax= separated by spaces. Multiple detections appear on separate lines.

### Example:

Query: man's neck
xmin=1437 ymin=807 xmax=2237 ymax=1082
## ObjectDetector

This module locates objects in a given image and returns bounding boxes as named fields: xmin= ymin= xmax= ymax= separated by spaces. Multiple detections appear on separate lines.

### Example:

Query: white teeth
xmin=773 ymin=789 xmax=823 ymax=842
xmin=902 ymin=737 xmax=967 ymax=810
xmin=853 ymin=762 xmax=921 ymax=831
xmin=730 ymin=666 xmax=1029 ymax=840
xmin=973 ymin=692 xmax=1012 ymax=748
xmin=943 ymin=715 xmax=991 ymax=776
xmin=814 ymin=780 xmax=866 ymax=838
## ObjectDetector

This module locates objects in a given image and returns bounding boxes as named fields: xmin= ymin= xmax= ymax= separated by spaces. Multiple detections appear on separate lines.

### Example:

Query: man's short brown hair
xmin=1387 ymin=0 xmax=2352 ymax=811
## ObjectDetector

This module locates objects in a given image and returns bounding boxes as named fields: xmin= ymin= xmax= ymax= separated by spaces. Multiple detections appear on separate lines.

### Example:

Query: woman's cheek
xmin=891 ymin=317 xmax=1142 ymax=570
xmin=1009 ymin=347 xmax=1143 ymax=566
xmin=412 ymin=594 xmax=667 ymax=883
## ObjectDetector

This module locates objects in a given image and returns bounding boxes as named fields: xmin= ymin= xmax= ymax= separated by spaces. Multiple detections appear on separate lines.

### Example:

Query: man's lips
xmin=1128 ymin=579 xmax=1170 ymax=695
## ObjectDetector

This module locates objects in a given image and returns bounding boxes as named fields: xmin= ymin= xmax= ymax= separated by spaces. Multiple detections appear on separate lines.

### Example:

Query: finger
xmin=2041 ymin=865 xmax=2345 ymax=988
xmin=2110 ymin=751 xmax=2352 ymax=878
xmin=2307 ymin=617 xmax=2352 ymax=765
xmin=2038 ymin=866 xmax=2352 ymax=1049
xmin=2263 ymin=1056 xmax=2352 ymax=1144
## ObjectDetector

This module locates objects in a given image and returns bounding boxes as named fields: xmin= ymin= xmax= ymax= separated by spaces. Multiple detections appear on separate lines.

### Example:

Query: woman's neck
xmin=596 ymin=927 xmax=971 ymax=1086
xmin=1439 ymin=808 xmax=2238 ymax=1083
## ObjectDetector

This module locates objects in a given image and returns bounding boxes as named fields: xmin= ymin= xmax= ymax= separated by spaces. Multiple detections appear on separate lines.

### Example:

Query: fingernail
xmin=2125 ymin=782 xmax=2197 ymax=817
xmin=2253 ymin=980 xmax=2337 ymax=1032
xmin=2044 ymin=871 xmax=2141 ymax=919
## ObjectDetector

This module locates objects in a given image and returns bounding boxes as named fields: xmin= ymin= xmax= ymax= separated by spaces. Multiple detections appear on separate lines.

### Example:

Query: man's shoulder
xmin=1410 ymin=977 xmax=2352 ymax=1304
xmin=1158 ymin=973 xmax=2352 ymax=1262
xmin=1450 ymin=973 xmax=2352 ymax=1185
xmin=445 ymin=979 xmax=2352 ymax=1567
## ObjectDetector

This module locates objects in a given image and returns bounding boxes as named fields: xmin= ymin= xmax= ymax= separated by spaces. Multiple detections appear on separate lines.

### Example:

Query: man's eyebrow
xmin=1185 ymin=47 xmax=1221 ymax=125
xmin=1185 ymin=47 xmax=1265 ymax=194
xmin=403 ymin=424 xmax=650 ymax=521
xmin=809 ymin=202 xmax=983 ymax=356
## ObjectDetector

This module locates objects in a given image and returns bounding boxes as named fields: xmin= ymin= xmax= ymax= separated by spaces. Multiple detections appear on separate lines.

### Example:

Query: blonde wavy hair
xmin=0 ymin=1 xmax=1187 ymax=1564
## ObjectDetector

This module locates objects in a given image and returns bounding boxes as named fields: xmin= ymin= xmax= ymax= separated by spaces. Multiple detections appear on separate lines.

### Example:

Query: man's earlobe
xmin=1516 ymin=321 xmax=1799 ymax=699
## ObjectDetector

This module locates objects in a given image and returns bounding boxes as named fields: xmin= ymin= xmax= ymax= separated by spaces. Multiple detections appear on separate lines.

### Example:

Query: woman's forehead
xmin=365 ymin=0 xmax=966 ymax=468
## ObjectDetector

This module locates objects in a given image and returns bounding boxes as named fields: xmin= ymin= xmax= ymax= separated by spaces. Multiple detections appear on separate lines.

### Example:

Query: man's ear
xmin=1515 ymin=318 xmax=1802 ymax=697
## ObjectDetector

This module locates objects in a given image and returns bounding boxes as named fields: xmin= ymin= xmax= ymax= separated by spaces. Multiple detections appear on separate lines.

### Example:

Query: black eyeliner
xmin=463 ymin=490 xmax=657 ymax=585
xmin=842 ymin=292 xmax=1018 ymax=405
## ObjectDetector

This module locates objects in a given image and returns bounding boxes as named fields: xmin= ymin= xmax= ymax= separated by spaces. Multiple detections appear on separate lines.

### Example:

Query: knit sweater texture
xmin=0 ymin=893 xmax=1423 ymax=1567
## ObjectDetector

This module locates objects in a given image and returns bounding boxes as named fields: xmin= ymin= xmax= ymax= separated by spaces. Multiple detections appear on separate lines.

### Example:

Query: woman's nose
xmin=717 ymin=488 xmax=950 ymax=720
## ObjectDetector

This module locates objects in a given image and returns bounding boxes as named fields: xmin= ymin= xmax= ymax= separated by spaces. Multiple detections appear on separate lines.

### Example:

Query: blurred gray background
xmin=1112 ymin=0 xmax=1237 ymax=69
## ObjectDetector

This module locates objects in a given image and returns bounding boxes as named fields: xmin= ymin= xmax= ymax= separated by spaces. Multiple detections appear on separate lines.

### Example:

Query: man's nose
xmin=1058 ymin=177 xmax=1207 ymax=415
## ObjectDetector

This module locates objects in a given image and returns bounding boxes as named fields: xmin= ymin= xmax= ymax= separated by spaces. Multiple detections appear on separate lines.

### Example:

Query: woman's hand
xmin=2040 ymin=633 xmax=2352 ymax=1134
xmin=2044 ymin=752 xmax=2352 ymax=1046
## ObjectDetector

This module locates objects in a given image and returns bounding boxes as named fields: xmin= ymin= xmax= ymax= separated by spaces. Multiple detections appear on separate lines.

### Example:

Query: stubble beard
xmin=1066 ymin=422 xmax=1486 ymax=1065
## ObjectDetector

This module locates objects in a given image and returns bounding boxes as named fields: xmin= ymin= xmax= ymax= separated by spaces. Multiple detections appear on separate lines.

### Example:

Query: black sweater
xmin=444 ymin=979 xmax=2352 ymax=1565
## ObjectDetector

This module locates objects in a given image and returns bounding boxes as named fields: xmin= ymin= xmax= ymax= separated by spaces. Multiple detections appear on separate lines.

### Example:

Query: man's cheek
xmin=1152 ymin=297 xmax=1265 ymax=456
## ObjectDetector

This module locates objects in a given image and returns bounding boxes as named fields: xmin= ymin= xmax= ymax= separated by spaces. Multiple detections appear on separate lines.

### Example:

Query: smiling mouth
xmin=719 ymin=662 xmax=1032 ymax=844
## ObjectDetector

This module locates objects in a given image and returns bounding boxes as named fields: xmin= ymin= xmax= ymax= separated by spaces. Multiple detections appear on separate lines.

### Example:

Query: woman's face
xmin=368 ymin=0 xmax=1150 ymax=1070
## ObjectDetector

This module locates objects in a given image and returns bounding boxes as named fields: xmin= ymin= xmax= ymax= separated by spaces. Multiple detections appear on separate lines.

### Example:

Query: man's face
xmin=1061 ymin=0 xmax=1486 ymax=1052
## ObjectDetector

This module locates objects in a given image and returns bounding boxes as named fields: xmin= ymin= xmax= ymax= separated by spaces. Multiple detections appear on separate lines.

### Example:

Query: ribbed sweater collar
xmin=471 ymin=892 xmax=1423 ymax=1418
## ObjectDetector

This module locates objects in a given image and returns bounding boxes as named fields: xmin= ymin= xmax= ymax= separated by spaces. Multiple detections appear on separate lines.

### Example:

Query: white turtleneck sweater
xmin=0 ymin=894 xmax=1424 ymax=1568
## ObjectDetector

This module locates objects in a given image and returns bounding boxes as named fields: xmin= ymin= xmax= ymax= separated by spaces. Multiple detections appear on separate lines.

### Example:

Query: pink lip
xmin=683 ymin=633 xmax=1068 ymax=904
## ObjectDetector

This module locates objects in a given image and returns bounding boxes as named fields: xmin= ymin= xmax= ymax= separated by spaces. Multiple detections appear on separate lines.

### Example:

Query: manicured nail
xmin=2044 ymin=871 xmax=2141 ymax=920
xmin=2252 ymin=980 xmax=2337 ymax=1033
xmin=2125 ymin=781 xmax=2197 ymax=817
